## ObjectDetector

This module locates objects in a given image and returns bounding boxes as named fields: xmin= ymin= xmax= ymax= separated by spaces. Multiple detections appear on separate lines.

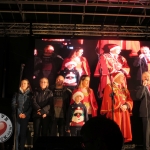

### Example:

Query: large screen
xmin=33 ymin=39 xmax=150 ymax=98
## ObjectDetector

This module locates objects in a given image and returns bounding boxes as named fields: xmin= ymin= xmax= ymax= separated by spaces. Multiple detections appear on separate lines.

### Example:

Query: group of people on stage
xmin=12 ymin=43 xmax=150 ymax=150
xmin=12 ymin=74 xmax=98 ymax=150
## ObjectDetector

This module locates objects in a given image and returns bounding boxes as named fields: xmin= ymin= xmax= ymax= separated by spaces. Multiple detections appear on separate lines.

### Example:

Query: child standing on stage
xmin=66 ymin=90 xmax=88 ymax=136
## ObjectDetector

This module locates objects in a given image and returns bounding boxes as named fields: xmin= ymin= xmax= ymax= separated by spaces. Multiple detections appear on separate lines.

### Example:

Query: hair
xmin=20 ymin=79 xmax=32 ymax=91
xmin=56 ymin=75 xmax=65 ymax=80
xmin=78 ymin=75 xmax=90 ymax=93
xmin=80 ymin=116 xmax=124 ymax=150
xmin=39 ymin=77 xmax=49 ymax=88
xmin=68 ymin=47 xmax=83 ymax=58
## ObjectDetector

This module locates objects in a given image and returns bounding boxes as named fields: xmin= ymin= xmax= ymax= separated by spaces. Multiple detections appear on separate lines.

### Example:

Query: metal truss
xmin=0 ymin=0 xmax=150 ymax=8
xmin=0 ymin=23 xmax=150 ymax=38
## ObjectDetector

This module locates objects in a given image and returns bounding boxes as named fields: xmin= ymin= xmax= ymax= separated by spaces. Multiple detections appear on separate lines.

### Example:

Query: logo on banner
xmin=0 ymin=113 xmax=13 ymax=143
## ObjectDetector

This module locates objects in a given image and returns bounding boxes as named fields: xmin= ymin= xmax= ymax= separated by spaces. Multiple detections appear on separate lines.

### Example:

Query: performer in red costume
xmin=61 ymin=47 xmax=90 ymax=77
xmin=100 ymin=72 xmax=133 ymax=143
xmin=71 ymin=75 xmax=98 ymax=118
xmin=94 ymin=44 xmax=130 ymax=98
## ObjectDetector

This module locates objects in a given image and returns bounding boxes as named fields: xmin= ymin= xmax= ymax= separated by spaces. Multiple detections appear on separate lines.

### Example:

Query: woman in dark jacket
xmin=32 ymin=77 xmax=53 ymax=144
xmin=12 ymin=79 xmax=32 ymax=150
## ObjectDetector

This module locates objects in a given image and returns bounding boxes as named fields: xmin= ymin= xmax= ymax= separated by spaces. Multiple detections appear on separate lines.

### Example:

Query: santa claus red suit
xmin=100 ymin=72 xmax=133 ymax=143
xmin=94 ymin=44 xmax=130 ymax=98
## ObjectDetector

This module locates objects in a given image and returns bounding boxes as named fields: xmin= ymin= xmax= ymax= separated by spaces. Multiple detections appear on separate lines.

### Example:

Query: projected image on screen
xmin=33 ymin=39 xmax=91 ymax=90
xmin=33 ymin=39 xmax=150 ymax=96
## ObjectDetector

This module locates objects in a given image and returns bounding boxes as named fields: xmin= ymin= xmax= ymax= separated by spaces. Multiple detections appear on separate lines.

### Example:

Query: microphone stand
xmin=139 ymin=58 xmax=143 ymax=85
xmin=108 ymin=69 xmax=115 ymax=121
xmin=13 ymin=64 xmax=25 ymax=150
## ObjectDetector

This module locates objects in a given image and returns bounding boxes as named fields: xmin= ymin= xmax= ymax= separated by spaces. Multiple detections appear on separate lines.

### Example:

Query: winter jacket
xmin=32 ymin=88 xmax=53 ymax=118
xmin=11 ymin=88 xmax=33 ymax=118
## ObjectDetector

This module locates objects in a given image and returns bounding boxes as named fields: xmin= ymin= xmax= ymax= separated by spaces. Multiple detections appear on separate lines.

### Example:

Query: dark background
xmin=1 ymin=37 xmax=150 ymax=148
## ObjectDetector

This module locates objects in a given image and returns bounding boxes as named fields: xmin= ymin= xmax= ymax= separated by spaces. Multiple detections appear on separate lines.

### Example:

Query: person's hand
xmin=115 ymin=63 xmax=122 ymax=71
xmin=21 ymin=114 xmax=26 ymax=118
xmin=143 ymin=80 xmax=148 ymax=86
xmin=19 ymin=113 xmax=23 ymax=118
xmin=37 ymin=109 xmax=41 ymax=115
xmin=139 ymin=54 xmax=145 ymax=59
xmin=42 ymin=114 xmax=46 ymax=118
xmin=120 ymin=105 xmax=127 ymax=111
xmin=66 ymin=130 xmax=70 ymax=133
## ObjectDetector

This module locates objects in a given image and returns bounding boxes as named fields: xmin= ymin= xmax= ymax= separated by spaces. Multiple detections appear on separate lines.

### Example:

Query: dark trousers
xmin=16 ymin=117 xmax=29 ymax=150
xmin=142 ymin=117 xmax=150 ymax=150
xmin=70 ymin=126 xmax=81 ymax=136
xmin=33 ymin=116 xmax=50 ymax=144
xmin=51 ymin=118 xmax=65 ymax=136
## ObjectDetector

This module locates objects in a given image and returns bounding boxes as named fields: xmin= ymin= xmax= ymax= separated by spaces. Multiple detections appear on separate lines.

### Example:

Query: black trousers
xmin=51 ymin=118 xmax=65 ymax=136
xmin=142 ymin=117 xmax=150 ymax=150
xmin=16 ymin=117 xmax=29 ymax=150
xmin=33 ymin=116 xmax=50 ymax=144
xmin=70 ymin=126 xmax=81 ymax=136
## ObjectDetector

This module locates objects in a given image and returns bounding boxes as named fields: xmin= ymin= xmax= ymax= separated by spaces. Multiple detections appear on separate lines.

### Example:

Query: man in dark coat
xmin=136 ymin=71 xmax=150 ymax=150
xmin=49 ymin=75 xmax=72 ymax=136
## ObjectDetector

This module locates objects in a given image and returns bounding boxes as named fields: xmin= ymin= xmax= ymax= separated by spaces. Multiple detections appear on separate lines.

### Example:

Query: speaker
xmin=33 ymin=136 xmax=84 ymax=150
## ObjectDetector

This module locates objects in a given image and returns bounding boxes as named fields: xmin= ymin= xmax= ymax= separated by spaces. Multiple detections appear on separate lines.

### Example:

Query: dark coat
xmin=11 ymin=89 xmax=33 ymax=118
xmin=133 ymin=57 xmax=148 ymax=80
xmin=136 ymin=86 xmax=150 ymax=117
xmin=32 ymin=88 xmax=53 ymax=117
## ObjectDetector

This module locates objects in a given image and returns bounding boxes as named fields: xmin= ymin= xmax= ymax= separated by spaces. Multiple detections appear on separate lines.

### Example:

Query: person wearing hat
xmin=100 ymin=72 xmax=133 ymax=143
xmin=66 ymin=90 xmax=88 ymax=136
xmin=59 ymin=60 xmax=80 ymax=91
xmin=94 ymin=44 xmax=130 ymax=99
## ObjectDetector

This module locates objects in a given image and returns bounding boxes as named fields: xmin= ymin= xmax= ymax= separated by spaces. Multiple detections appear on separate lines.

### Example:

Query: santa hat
xmin=108 ymin=44 xmax=121 ymax=51
xmin=112 ymin=72 xmax=124 ymax=81
xmin=65 ymin=61 xmax=77 ymax=67
xmin=72 ymin=90 xmax=84 ymax=101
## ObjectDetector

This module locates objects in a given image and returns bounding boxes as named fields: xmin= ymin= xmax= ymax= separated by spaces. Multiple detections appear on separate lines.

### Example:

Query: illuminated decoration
xmin=42 ymin=39 xmax=65 ymax=41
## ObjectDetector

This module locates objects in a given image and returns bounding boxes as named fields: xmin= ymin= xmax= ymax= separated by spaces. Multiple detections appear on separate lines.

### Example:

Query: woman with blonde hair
xmin=12 ymin=79 xmax=33 ymax=150
xmin=71 ymin=75 xmax=98 ymax=118
xmin=32 ymin=77 xmax=53 ymax=144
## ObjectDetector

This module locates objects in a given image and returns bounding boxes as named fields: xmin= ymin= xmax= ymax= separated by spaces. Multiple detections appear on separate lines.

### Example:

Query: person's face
xmin=142 ymin=73 xmax=150 ymax=83
xmin=76 ymin=49 xmax=83 ymax=57
xmin=114 ymin=74 xmax=125 ymax=84
xmin=141 ymin=47 xmax=150 ymax=54
xmin=21 ymin=80 xmax=28 ymax=91
xmin=74 ymin=95 xmax=82 ymax=103
xmin=82 ymin=77 xmax=90 ymax=88
xmin=56 ymin=76 xmax=64 ymax=86
xmin=40 ymin=78 xmax=48 ymax=89
xmin=44 ymin=45 xmax=54 ymax=55
xmin=111 ymin=47 xmax=121 ymax=55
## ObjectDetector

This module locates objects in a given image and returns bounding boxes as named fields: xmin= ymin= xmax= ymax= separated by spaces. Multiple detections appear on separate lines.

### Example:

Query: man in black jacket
xmin=136 ymin=71 xmax=150 ymax=150
xmin=49 ymin=75 xmax=72 ymax=136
